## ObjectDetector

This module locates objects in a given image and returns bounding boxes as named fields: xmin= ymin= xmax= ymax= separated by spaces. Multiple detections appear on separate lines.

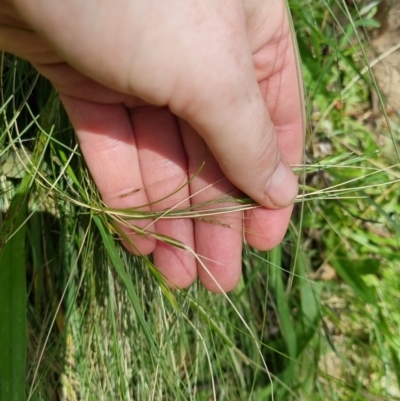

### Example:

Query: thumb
xmin=170 ymin=51 xmax=299 ymax=210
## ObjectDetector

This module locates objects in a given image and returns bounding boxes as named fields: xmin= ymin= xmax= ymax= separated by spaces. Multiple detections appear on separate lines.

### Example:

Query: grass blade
xmin=0 ymin=192 xmax=28 ymax=401
xmin=269 ymin=246 xmax=297 ymax=386
xmin=93 ymin=215 xmax=159 ymax=358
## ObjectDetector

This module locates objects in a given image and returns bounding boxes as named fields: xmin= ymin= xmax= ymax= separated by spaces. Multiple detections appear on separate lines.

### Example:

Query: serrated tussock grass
xmin=2 ymin=0 xmax=400 ymax=400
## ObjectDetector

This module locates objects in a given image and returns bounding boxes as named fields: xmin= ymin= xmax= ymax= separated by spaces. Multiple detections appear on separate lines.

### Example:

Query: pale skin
xmin=0 ymin=0 xmax=304 ymax=292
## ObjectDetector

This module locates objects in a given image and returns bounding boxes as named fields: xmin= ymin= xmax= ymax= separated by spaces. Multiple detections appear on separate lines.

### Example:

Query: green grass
xmin=1 ymin=0 xmax=400 ymax=400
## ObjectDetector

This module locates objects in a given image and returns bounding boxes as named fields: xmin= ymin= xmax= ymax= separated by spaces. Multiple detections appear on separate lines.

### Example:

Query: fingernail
xmin=264 ymin=161 xmax=298 ymax=207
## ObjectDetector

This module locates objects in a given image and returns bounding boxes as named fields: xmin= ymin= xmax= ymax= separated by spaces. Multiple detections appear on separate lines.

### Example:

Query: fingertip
xmin=263 ymin=160 xmax=298 ymax=208
xmin=201 ymin=274 xmax=241 ymax=293
xmin=245 ymin=205 xmax=293 ymax=250
xmin=153 ymin=242 xmax=197 ymax=289
xmin=194 ymin=220 xmax=243 ymax=294
xmin=120 ymin=224 xmax=158 ymax=256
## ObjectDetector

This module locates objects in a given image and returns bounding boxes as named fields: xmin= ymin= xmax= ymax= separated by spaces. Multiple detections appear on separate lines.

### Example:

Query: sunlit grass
xmin=1 ymin=0 xmax=400 ymax=400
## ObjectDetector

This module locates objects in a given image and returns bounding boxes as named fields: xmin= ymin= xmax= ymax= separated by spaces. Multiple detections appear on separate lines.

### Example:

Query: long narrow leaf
xmin=93 ymin=215 xmax=158 ymax=359
xmin=0 ymin=192 xmax=28 ymax=401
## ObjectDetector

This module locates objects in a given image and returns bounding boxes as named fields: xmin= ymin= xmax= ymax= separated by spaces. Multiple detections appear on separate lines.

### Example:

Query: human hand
xmin=0 ymin=0 xmax=304 ymax=292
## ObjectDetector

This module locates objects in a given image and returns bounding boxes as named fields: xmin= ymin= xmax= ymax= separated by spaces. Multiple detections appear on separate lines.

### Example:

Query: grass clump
xmin=1 ymin=0 xmax=400 ymax=400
